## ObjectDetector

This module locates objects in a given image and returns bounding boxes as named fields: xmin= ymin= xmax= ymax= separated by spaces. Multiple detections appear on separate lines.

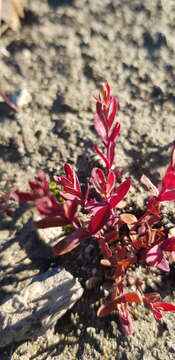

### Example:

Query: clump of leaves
xmin=12 ymin=83 xmax=175 ymax=335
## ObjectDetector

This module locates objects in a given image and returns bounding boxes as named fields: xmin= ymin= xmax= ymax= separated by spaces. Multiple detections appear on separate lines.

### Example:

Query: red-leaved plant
xmin=11 ymin=83 xmax=175 ymax=335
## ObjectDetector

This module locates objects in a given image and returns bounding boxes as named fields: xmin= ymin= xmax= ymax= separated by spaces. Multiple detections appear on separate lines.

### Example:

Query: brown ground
xmin=0 ymin=0 xmax=175 ymax=359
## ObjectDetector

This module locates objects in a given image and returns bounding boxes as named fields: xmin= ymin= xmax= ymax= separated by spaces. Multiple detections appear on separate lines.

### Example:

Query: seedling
xmin=12 ymin=83 xmax=175 ymax=334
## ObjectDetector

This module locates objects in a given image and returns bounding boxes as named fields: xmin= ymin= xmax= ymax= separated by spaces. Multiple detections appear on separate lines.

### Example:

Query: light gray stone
xmin=11 ymin=89 xmax=32 ymax=108
xmin=0 ymin=230 xmax=10 ymax=241
xmin=0 ymin=267 xmax=83 ymax=347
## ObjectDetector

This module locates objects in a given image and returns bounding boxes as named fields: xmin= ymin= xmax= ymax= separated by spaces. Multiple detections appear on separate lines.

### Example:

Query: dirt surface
xmin=1 ymin=0 xmax=175 ymax=359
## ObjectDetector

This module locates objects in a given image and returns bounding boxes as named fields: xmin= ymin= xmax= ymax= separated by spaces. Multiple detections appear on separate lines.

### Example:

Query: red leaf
xmin=29 ymin=171 xmax=49 ymax=193
xmin=121 ymin=292 xmax=142 ymax=304
xmin=91 ymin=168 xmax=116 ymax=196
xmin=106 ymin=170 xmax=115 ymax=195
xmin=118 ymin=257 xmax=137 ymax=268
xmin=98 ymin=238 xmax=113 ymax=257
xmin=55 ymin=176 xmax=72 ymax=187
xmin=53 ymin=228 xmax=88 ymax=255
xmin=145 ymin=244 xmax=170 ymax=272
xmin=109 ymin=179 xmax=131 ymax=208
xmin=11 ymin=191 xmax=34 ymax=202
xmin=85 ymin=201 xmax=106 ymax=215
xmin=149 ymin=304 xmax=163 ymax=320
xmin=109 ymin=122 xmax=121 ymax=142
xmin=158 ymin=190 xmax=175 ymax=202
xmin=93 ymin=113 xmax=108 ymax=144
xmin=163 ymin=168 xmax=175 ymax=190
xmin=107 ymin=140 xmax=115 ymax=168
xmin=65 ymin=163 xmax=75 ymax=184
xmin=144 ymin=293 xmax=161 ymax=303
xmin=162 ymin=237 xmax=175 ymax=251
xmin=64 ymin=199 xmax=79 ymax=221
xmin=107 ymin=97 xmax=118 ymax=128
xmin=105 ymin=230 xmax=118 ymax=243
xmin=147 ymin=196 xmax=160 ymax=215
xmin=101 ymin=256 xmax=134 ymax=268
xmin=118 ymin=311 xmax=134 ymax=335
xmin=34 ymin=196 xmax=62 ymax=216
xmin=95 ymin=168 xmax=106 ymax=183
xmin=153 ymin=302 xmax=175 ymax=312
xmin=93 ymin=144 xmax=110 ymax=169
xmin=120 ymin=213 xmax=137 ymax=225
xmin=97 ymin=301 xmax=117 ymax=317
xmin=93 ymin=95 xmax=101 ymax=103
xmin=57 ymin=164 xmax=81 ymax=194
xmin=63 ymin=186 xmax=81 ymax=197
xmin=91 ymin=167 xmax=106 ymax=194
xmin=171 ymin=141 xmax=175 ymax=167
xmin=55 ymin=165 xmax=82 ymax=201
xmin=162 ymin=143 xmax=175 ymax=189
xmin=75 ymin=173 xmax=81 ymax=193
xmin=59 ymin=192 xmax=78 ymax=201
xmin=97 ymin=292 xmax=142 ymax=317
xmin=88 ymin=204 xmax=110 ymax=234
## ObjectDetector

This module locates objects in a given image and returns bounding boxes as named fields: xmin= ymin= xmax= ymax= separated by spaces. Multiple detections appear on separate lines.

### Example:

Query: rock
xmin=1 ymin=0 xmax=24 ymax=31
xmin=16 ymin=220 xmax=62 ymax=266
xmin=0 ymin=267 xmax=83 ymax=347
xmin=86 ymin=326 xmax=96 ymax=336
xmin=11 ymin=89 xmax=32 ymax=108
xmin=36 ymin=224 xmax=64 ymax=247
xmin=0 ymin=40 xmax=10 ymax=57
xmin=0 ymin=230 xmax=10 ymax=241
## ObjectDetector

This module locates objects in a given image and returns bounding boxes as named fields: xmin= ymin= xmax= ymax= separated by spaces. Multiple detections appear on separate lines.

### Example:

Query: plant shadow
xmin=124 ymin=138 xmax=173 ymax=185
xmin=47 ymin=0 xmax=74 ymax=8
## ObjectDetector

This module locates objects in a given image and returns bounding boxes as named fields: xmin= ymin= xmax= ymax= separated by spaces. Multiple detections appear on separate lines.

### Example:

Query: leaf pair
xmin=53 ymin=202 xmax=111 ymax=256
xmin=91 ymin=167 xmax=131 ymax=207
xmin=54 ymin=164 xmax=83 ymax=202
xmin=145 ymin=237 xmax=175 ymax=271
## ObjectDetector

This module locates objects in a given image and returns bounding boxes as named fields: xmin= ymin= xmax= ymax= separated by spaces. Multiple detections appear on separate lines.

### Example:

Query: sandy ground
xmin=1 ymin=0 xmax=175 ymax=359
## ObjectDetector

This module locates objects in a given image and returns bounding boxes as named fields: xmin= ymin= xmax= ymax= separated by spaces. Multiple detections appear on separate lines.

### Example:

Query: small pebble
xmin=91 ymin=267 xmax=98 ymax=276
xmin=0 ymin=40 xmax=10 ymax=57
xmin=146 ymin=278 xmax=158 ymax=290
xmin=86 ymin=326 xmax=96 ymax=336
xmin=11 ymin=89 xmax=32 ymax=108
xmin=0 ymin=230 xmax=10 ymax=241
xmin=76 ymin=329 xmax=81 ymax=336
xmin=100 ymin=285 xmax=109 ymax=297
